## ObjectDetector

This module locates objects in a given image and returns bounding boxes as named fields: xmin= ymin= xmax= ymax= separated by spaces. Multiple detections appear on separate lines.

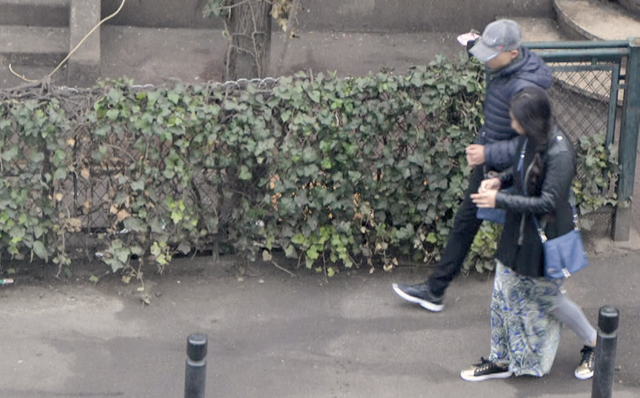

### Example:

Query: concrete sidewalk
xmin=0 ymin=249 xmax=638 ymax=398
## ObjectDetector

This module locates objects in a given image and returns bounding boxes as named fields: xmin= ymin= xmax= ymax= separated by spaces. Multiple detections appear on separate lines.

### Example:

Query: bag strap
xmin=518 ymin=137 xmax=578 ymax=244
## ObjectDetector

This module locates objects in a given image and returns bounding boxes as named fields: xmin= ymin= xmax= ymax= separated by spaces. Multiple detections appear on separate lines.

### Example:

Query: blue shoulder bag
xmin=519 ymin=137 xmax=589 ymax=279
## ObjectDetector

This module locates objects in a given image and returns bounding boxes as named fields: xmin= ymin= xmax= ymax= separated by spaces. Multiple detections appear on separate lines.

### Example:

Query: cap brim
xmin=469 ymin=40 xmax=499 ymax=63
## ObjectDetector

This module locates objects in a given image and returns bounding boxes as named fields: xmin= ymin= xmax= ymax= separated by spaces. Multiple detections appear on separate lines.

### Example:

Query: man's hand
xmin=471 ymin=190 xmax=498 ymax=208
xmin=466 ymin=144 xmax=485 ymax=167
xmin=479 ymin=178 xmax=501 ymax=192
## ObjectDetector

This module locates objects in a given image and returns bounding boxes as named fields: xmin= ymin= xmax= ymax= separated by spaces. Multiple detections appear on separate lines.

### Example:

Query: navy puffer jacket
xmin=478 ymin=47 xmax=553 ymax=171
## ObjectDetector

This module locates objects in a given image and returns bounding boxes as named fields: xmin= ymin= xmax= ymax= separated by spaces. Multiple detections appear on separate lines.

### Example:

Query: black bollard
xmin=185 ymin=333 xmax=208 ymax=398
xmin=591 ymin=306 xmax=620 ymax=398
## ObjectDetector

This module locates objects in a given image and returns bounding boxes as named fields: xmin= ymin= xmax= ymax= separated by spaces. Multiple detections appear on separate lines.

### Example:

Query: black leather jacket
xmin=493 ymin=127 xmax=576 ymax=277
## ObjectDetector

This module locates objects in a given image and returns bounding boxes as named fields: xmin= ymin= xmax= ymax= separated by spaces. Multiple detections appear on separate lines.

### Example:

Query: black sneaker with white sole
xmin=460 ymin=357 xmax=513 ymax=382
xmin=575 ymin=346 xmax=595 ymax=380
xmin=392 ymin=282 xmax=444 ymax=312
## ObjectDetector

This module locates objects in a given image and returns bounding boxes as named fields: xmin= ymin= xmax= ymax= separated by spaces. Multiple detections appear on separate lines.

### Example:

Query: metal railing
xmin=526 ymin=38 xmax=640 ymax=241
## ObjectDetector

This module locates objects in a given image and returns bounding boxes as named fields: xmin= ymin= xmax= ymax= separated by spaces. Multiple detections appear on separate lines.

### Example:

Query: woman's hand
xmin=471 ymin=189 xmax=498 ymax=208
xmin=479 ymin=178 xmax=501 ymax=192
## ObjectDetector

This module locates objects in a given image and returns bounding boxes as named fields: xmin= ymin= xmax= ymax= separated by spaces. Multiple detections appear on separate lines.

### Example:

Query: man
xmin=392 ymin=19 xmax=553 ymax=312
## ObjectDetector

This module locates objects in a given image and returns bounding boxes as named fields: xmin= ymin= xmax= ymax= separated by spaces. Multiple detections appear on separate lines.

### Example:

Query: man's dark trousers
xmin=427 ymin=166 xmax=485 ymax=297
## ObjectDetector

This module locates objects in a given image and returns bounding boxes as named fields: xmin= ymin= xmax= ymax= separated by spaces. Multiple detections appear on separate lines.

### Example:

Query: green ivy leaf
xmin=106 ymin=109 xmax=119 ymax=120
xmin=1 ymin=146 xmax=18 ymax=162
xmin=171 ymin=210 xmax=184 ymax=224
xmin=308 ymin=91 xmax=321 ymax=103
xmin=33 ymin=226 xmax=45 ymax=239
xmin=167 ymin=92 xmax=180 ymax=105
xmin=124 ymin=217 xmax=146 ymax=233
xmin=284 ymin=245 xmax=297 ymax=258
xmin=131 ymin=179 xmax=145 ymax=191
xmin=53 ymin=168 xmax=67 ymax=181
xmin=305 ymin=257 xmax=315 ymax=269
xmin=302 ymin=147 xmax=318 ymax=163
xmin=239 ymin=165 xmax=252 ymax=181
xmin=32 ymin=241 xmax=48 ymax=261
xmin=291 ymin=234 xmax=306 ymax=245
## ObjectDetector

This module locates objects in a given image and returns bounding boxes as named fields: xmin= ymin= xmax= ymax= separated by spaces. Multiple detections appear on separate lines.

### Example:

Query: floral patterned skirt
xmin=488 ymin=260 xmax=563 ymax=377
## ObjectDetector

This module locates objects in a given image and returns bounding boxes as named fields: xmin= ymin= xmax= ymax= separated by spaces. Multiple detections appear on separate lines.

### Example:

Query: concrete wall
xmin=102 ymin=0 xmax=553 ymax=31
xmin=101 ymin=0 xmax=218 ymax=29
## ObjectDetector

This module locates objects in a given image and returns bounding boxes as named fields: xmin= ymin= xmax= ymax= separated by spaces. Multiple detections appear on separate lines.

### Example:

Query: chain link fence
xmin=536 ymin=56 xmax=624 ymax=237
xmin=545 ymin=62 xmax=620 ymax=143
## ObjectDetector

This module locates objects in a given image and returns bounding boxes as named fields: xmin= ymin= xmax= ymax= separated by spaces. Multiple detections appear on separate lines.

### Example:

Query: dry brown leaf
xmin=82 ymin=200 xmax=92 ymax=214
xmin=117 ymin=209 xmax=131 ymax=222
xmin=68 ymin=218 xmax=82 ymax=229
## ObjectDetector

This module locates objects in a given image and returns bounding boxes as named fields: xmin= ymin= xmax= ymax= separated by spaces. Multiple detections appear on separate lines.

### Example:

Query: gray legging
xmin=551 ymin=289 xmax=597 ymax=346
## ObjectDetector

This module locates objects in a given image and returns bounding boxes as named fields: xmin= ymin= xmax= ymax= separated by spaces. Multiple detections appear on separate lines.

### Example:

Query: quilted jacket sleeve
xmin=484 ymin=135 xmax=520 ymax=172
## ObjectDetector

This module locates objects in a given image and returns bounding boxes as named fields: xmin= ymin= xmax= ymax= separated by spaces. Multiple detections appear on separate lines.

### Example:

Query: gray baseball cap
xmin=470 ymin=19 xmax=522 ymax=62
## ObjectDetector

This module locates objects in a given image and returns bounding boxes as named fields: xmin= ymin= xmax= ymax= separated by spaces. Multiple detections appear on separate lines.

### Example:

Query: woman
xmin=461 ymin=87 xmax=597 ymax=381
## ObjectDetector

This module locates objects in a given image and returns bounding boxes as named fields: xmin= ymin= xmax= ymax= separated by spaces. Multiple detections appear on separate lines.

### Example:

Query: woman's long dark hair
xmin=510 ymin=87 xmax=553 ymax=195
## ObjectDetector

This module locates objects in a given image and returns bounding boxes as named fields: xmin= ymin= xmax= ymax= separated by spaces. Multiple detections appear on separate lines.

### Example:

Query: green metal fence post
xmin=613 ymin=38 xmax=640 ymax=241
